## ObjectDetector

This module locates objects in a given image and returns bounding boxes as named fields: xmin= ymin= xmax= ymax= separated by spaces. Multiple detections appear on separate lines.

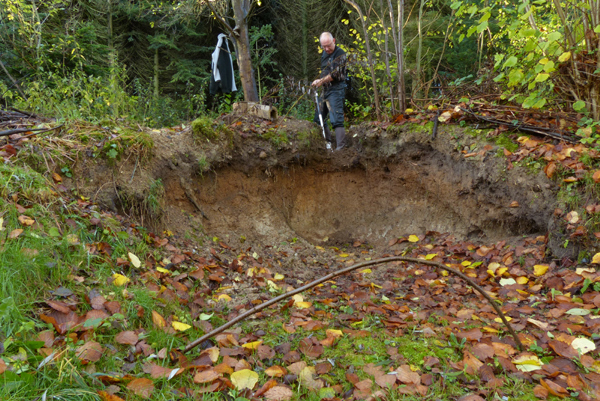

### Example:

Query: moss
xmin=260 ymin=128 xmax=289 ymax=148
xmin=495 ymin=133 xmax=519 ymax=153
xmin=191 ymin=116 xmax=233 ymax=143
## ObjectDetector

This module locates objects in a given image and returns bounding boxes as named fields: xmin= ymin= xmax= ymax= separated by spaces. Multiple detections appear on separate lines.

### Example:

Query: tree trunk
xmin=414 ymin=0 xmax=425 ymax=99
xmin=380 ymin=0 xmax=395 ymax=115
xmin=232 ymin=0 xmax=259 ymax=102
xmin=395 ymin=0 xmax=406 ymax=110
xmin=344 ymin=0 xmax=382 ymax=120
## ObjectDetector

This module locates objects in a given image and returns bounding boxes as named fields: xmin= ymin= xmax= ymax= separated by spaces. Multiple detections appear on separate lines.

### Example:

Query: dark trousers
xmin=314 ymin=86 xmax=345 ymax=130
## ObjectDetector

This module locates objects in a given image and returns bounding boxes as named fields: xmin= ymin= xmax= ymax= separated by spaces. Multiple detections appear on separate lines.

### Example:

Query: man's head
xmin=320 ymin=32 xmax=336 ymax=55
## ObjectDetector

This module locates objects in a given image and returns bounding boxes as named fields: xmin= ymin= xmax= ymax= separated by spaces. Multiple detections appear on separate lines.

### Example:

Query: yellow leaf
xmin=534 ymin=264 xmax=549 ymax=276
xmin=370 ymin=283 xmax=382 ymax=289
xmin=128 ymin=252 xmax=141 ymax=268
xmin=495 ymin=316 xmax=512 ymax=323
xmin=496 ymin=267 xmax=508 ymax=276
xmin=242 ymin=340 xmax=262 ymax=350
xmin=230 ymin=369 xmax=259 ymax=390
xmin=339 ymin=253 xmax=349 ymax=258
xmin=274 ymin=273 xmax=284 ymax=280
xmin=217 ymin=294 xmax=232 ymax=302
xmin=296 ymin=301 xmax=312 ymax=309
xmin=315 ymin=246 xmax=324 ymax=251
xmin=516 ymin=276 xmax=529 ymax=285
xmin=572 ymin=338 xmax=596 ymax=355
xmin=172 ymin=321 xmax=191 ymax=332
xmin=558 ymin=51 xmax=571 ymax=62
xmin=0 ymin=217 xmax=4 ymax=231
xmin=267 ymin=280 xmax=279 ymax=290
xmin=66 ymin=234 xmax=80 ymax=245
xmin=487 ymin=262 xmax=500 ymax=272
xmin=359 ymin=269 xmax=372 ymax=273
xmin=425 ymin=253 xmax=437 ymax=260
xmin=326 ymin=329 xmax=343 ymax=338
xmin=18 ymin=215 xmax=35 ymax=226
xmin=408 ymin=235 xmax=419 ymax=243
xmin=482 ymin=327 xmax=499 ymax=333
xmin=441 ymin=270 xmax=448 ymax=277
xmin=592 ymin=253 xmax=600 ymax=264
xmin=156 ymin=266 xmax=170 ymax=274
xmin=292 ymin=294 xmax=304 ymax=303
xmin=152 ymin=310 xmax=166 ymax=328
xmin=461 ymin=261 xmax=472 ymax=267
xmin=113 ymin=273 xmax=130 ymax=286
xmin=405 ymin=108 xmax=414 ymax=114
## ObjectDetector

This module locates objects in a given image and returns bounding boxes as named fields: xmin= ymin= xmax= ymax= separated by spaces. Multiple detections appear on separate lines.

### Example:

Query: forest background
xmin=1 ymin=0 xmax=599 ymax=139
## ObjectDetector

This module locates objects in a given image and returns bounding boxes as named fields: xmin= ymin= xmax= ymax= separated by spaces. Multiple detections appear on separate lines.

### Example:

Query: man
xmin=311 ymin=32 xmax=347 ymax=151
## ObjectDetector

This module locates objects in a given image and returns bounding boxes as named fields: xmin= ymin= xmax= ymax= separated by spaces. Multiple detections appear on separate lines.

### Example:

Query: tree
xmin=202 ymin=0 xmax=259 ymax=102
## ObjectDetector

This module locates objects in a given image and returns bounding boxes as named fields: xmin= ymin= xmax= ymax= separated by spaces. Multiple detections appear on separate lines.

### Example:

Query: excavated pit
xmin=163 ymin=141 xmax=555 ymax=248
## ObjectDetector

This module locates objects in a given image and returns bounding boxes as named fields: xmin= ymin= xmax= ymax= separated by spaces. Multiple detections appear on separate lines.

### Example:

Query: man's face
xmin=320 ymin=37 xmax=335 ymax=55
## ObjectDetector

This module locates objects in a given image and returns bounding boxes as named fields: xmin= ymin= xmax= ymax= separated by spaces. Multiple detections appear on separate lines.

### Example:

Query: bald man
xmin=311 ymin=32 xmax=347 ymax=151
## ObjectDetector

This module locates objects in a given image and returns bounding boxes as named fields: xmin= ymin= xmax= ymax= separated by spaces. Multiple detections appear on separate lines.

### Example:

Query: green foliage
xmin=101 ymin=128 xmax=154 ymax=161
xmin=250 ymin=24 xmax=278 ymax=99
xmin=452 ymin=0 xmax=600 ymax=117
xmin=495 ymin=133 xmax=519 ymax=153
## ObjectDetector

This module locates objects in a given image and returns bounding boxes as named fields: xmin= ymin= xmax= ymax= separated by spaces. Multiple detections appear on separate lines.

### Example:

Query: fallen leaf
xmin=128 ymin=252 xmax=141 ymax=268
xmin=152 ymin=310 xmax=165 ymax=328
xmin=171 ymin=321 xmax=191 ymax=331
xmin=408 ymin=235 xmax=419 ymax=243
xmin=264 ymin=386 xmax=293 ymax=401
xmin=540 ymin=378 xmax=569 ymax=397
xmin=265 ymin=365 xmax=287 ymax=377
xmin=9 ymin=228 xmax=23 ymax=238
xmin=112 ymin=274 xmax=130 ymax=286
xmin=115 ymin=331 xmax=138 ymax=345
xmin=0 ymin=359 xmax=6 ymax=374
xmin=127 ymin=378 xmax=154 ymax=399
xmin=533 ymin=264 xmax=549 ymax=276
xmin=194 ymin=369 xmax=221 ymax=384
xmin=242 ymin=340 xmax=262 ymax=350
xmin=513 ymin=354 xmax=543 ymax=372
xmin=592 ymin=252 xmax=600 ymax=264
xmin=97 ymin=391 xmax=125 ymax=401
xmin=299 ymin=366 xmax=323 ymax=390
xmin=76 ymin=341 xmax=103 ymax=363
xmin=509 ymin=201 xmax=519 ymax=208
xmin=230 ymin=369 xmax=259 ymax=390
xmin=571 ymin=338 xmax=596 ymax=355
xmin=18 ymin=215 xmax=35 ymax=226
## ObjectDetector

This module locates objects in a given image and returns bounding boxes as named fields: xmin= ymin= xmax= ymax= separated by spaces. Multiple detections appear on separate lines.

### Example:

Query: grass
xmin=191 ymin=116 xmax=232 ymax=143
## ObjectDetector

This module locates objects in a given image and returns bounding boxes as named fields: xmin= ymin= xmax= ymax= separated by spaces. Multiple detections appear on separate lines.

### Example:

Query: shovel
xmin=315 ymin=92 xmax=332 ymax=151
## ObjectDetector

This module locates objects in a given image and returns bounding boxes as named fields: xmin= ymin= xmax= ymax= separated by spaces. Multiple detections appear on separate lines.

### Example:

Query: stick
xmin=460 ymin=107 xmax=579 ymax=144
xmin=0 ymin=124 xmax=63 ymax=138
xmin=182 ymin=256 xmax=523 ymax=353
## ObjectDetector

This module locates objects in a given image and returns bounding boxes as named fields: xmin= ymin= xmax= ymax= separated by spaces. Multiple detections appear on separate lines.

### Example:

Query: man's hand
xmin=311 ymin=75 xmax=331 ymax=87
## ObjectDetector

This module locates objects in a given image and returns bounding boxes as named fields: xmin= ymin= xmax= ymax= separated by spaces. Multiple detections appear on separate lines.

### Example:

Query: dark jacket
xmin=210 ymin=34 xmax=237 ymax=94
xmin=320 ymin=46 xmax=347 ymax=92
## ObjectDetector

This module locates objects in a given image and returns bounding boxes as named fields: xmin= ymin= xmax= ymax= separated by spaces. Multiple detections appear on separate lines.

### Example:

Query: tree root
xmin=182 ymin=256 xmax=523 ymax=353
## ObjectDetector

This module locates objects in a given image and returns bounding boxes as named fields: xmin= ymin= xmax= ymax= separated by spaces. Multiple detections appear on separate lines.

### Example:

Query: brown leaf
xmin=264 ymin=386 xmax=293 ymax=401
xmin=315 ymin=362 xmax=332 ymax=375
xmin=151 ymin=310 xmax=165 ymax=328
xmin=540 ymin=379 xmax=569 ymax=398
xmin=52 ymin=173 xmax=63 ymax=183
xmin=472 ymin=343 xmax=494 ymax=361
xmin=463 ymin=351 xmax=484 ymax=375
xmin=254 ymin=379 xmax=278 ymax=398
xmin=354 ymin=379 xmax=373 ymax=398
xmin=194 ymin=368 xmax=221 ymax=384
xmin=0 ymin=359 xmax=6 ymax=374
xmin=375 ymin=373 xmax=396 ymax=389
xmin=46 ymin=300 xmax=71 ymax=314
xmin=286 ymin=361 xmax=307 ymax=375
xmin=593 ymin=170 xmax=600 ymax=183
xmin=456 ymin=328 xmax=482 ymax=342
xmin=9 ymin=228 xmax=23 ymax=239
xmin=143 ymin=362 xmax=181 ymax=379
xmin=97 ymin=391 xmax=126 ymax=401
xmin=396 ymin=365 xmax=420 ymax=385
xmin=127 ymin=378 xmax=154 ymax=399
xmin=299 ymin=337 xmax=323 ymax=358
xmin=76 ymin=341 xmax=103 ymax=363
xmin=18 ymin=215 xmax=35 ymax=226
xmin=265 ymin=365 xmax=287 ymax=377
xmin=458 ymin=396 xmax=485 ymax=401
xmin=38 ymin=330 xmax=55 ymax=348
xmin=115 ymin=331 xmax=138 ymax=346
xmin=545 ymin=162 xmax=557 ymax=179
xmin=533 ymin=384 xmax=549 ymax=399
xmin=548 ymin=340 xmax=578 ymax=359
xmin=257 ymin=344 xmax=275 ymax=360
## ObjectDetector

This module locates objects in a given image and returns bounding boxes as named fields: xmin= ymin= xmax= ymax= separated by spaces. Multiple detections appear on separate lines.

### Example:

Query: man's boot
xmin=334 ymin=126 xmax=346 ymax=150
xmin=324 ymin=125 xmax=333 ymax=144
